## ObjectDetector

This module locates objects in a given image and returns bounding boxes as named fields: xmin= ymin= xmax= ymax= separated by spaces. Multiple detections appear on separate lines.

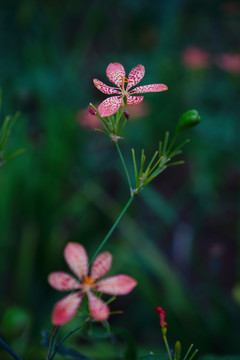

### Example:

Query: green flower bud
xmin=176 ymin=109 xmax=201 ymax=134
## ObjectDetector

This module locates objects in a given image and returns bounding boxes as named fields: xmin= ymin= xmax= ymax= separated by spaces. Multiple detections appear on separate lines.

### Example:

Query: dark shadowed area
xmin=0 ymin=0 xmax=240 ymax=359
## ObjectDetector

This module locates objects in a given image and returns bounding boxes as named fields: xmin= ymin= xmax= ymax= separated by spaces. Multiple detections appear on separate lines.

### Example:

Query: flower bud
xmin=176 ymin=109 xmax=201 ymax=134
xmin=155 ymin=306 xmax=167 ymax=328
xmin=124 ymin=109 xmax=130 ymax=120
xmin=88 ymin=104 xmax=97 ymax=115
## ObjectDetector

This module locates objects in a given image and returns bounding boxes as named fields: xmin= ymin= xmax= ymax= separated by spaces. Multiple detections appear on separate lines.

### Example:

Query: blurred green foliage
xmin=0 ymin=0 xmax=240 ymax=359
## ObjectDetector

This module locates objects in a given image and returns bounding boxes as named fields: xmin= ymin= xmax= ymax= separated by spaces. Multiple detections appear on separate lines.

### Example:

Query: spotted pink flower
xmin=93 ymin=63 xmax=168 ymax=117
xmin=48 ymin=242 xmax=137 ymax=325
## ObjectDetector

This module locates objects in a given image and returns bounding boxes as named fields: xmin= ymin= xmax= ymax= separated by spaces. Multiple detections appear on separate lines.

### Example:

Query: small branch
xmin=115 ymin=143 xmax=132 ymax=193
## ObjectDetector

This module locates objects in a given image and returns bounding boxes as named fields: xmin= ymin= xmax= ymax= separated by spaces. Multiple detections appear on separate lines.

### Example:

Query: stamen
xmin=83 ymin=276 xmax=95 ymax=285
xmin=120 ymin=75 xmax=129 ymax=85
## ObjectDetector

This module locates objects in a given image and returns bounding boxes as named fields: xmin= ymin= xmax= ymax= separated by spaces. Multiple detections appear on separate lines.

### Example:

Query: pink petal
xmin=93 ymin=79 xmax=121 ymax=95
xmin=64 ymin=243 xmax=88 ymax=280
xmin=127 ymin=95 xmax=144 ymax=105
xmin=48 ymin=272 xmax=82 ymax=291
xmin=127 ymin=64 xmax=145 ymax=90
xmin=106 ymin=63 xmax=126 ymax=87
xmin=130 ymin=84 xmax=168 ymax=94
xmin=95 ymin=275 xmax=137 ymax=295
xmin=88 ymin=291 xmax=110 ymax=321
xmin=52 ymin=292 xmax=83 ymax=325
xmin=90 ymin=252 xmax=112 ymax=281
xmin=98 ymin=96 xmax=123 ymax=117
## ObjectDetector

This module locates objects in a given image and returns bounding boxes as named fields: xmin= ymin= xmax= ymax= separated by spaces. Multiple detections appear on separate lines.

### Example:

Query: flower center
xmin=120 ymin=75 xmax=129 ymax=93
xmin=83 ymin=276 xmax=95 ymax=291
xmin=84 ymin=276 xmax=95 ymax=285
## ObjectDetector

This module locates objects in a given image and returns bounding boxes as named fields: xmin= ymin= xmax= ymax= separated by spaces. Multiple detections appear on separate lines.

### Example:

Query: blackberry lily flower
xmin=48 ymin=242 xmax=137 ymax=325
xmin=93 ymin=63 xmax=168 ymax=117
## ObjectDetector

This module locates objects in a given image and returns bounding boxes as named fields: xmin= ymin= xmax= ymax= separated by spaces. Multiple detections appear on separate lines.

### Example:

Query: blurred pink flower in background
xmin=78 ymin=102 xmax=150 ymax=129
xmin=215 ymin=53 xmax=240 ymax=74
xmin=48 ymin=242 xmax=137 ymax=325
xmin=77 ymin=106 xmax=100 ymax=129
xmin=182 ymin=47 xmax=210 ymax=69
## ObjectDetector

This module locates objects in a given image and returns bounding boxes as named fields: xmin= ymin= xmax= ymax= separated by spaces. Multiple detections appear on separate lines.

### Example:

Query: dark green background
xmin=0 ymin=0 xmax=240 ymax=359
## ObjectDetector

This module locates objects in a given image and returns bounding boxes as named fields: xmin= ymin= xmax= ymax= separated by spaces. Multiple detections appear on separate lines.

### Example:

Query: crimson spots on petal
xmin=127 ymin=64 xmax=145 ymax=90
xmin=127 ymin=95 xmax=144 ymax=105
xmin=98 ymin=96 xmax=123 ymax=117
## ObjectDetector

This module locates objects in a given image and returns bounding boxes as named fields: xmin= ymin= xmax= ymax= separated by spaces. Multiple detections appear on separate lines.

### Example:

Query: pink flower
xmin=155 ymin=307 xmax=167 ymax=328
xmin=215 ymin=53 xmax=240 ymax=74
xmin=182 ymin=47 xmax=210 ymax=69
xmin=93 ymin=62 xmax=168 ymax=117
xmin=48 ymin=242 xmax=137 ymax=325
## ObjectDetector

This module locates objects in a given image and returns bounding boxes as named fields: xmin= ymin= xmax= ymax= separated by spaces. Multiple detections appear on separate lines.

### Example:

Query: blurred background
xmin=0 ymin=0 xmax=240 ymax=359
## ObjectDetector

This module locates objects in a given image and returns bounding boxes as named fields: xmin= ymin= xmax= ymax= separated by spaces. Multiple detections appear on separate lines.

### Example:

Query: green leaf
xmin=176 ymin=110 xmax=201 ymax=134
xmin=41 ymin=330 xmax=92 ymax=360
xmin=113 ymin=328 xmax=138 ymax=360
xmin=174 ymin=341 xmax=181 ymax=360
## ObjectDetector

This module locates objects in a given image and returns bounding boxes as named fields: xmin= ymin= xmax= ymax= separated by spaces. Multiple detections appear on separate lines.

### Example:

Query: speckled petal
xmin=127 ymin=64 xmax=145 ymax=90
xmin=126 ymin=95 xmax=144 ymax=105
xmin=130 ymin=84 xmax=168 ymax=94
xmin=98 ymin=96 xmax=123 ymax=117
xmin=95 ymin=275 xmax=137 ymax=295
xmin=88 ymin=291 xmax=110 ymax=321
xmin=52 ymin=292 xmax=83 ymax=325
xmin=90 ymin=252 xmax=112 ymax=281
xmin=93 ymin=79 xmax=121 ymax=95
xmin=64 ymin=243 xmax=88 ymax=280
xmin=48 ymin=272 xmax=82 ymax=291
xmin=106 ymin=63 xmax=126 ymax=87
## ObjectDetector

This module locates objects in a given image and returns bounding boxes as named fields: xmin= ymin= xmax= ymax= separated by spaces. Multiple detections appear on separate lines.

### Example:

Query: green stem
xmin=50 ymin=321 xmax=89 ymax=360
xmin=89 ymin=196 xmax=134 ymax=265
xmin=188 ymin=350 xmax=199 ymax=360
xmin=182 ymin=344 xmax=194 ymax=360
xmin=115 ymin=143 xmax=132 ymax=193
xmin=0 ymin=338 xmax=23 ymax=360
xmin=46 ymin=326 xmax=59 ymax=360
xmin=163 ymin=335 xmax=173 ymax=360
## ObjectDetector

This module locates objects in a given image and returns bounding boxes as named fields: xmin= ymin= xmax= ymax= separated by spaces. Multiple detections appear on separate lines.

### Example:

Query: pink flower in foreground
xmin=48 ymin=242 xmax=137 ymax=325
xmin=93 ymin=62 xmax=168 ymax=117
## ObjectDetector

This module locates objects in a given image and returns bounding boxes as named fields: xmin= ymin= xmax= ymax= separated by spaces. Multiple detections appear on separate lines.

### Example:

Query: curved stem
xmin=46 ymin=326 xmax=59 ymax=360
xmin=115 ymin=143 xmax=132 ymax=193
xmin=0 ymin=337 xmax=23 ymax=360
xmin=50 ymin=321 xmax=89 ymax=360
xmin=163 ymin=334 xmax=173 ymax=360
xmin=89 ymin=196 xmax=134 ymax=265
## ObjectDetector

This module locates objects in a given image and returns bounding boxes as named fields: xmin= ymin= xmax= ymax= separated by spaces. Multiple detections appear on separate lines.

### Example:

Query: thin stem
xmin=116 ymin=104 xmax=126 ymax=127
xmin=188 ymin=350 xmax=199 ymax=360
xmin=167 ymin=133 xmax=177 ymax=154
xmin=131 ymin=148 xmax=138 ymax=187
xmin=46 ymin=326 xmax=59 ymax=360
xmin=115 ymin=142 xmax=132 ymax=192
xmin=0 ymin=338 xmax=23 ymax=360
xmin=182 ymin=344 xmax=194 ymax=360
xmin=50 ymin=322 xmax=89 ymax=360
xmin=163 ymin=131 xmax=170 ymax=155
xmin=163 ymin=335 xmax=173 ymax=360
xmin=145 ymin=151 xmax=158 ymax=176
xmin=89 ymin=196 xmax=134 ymax=265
